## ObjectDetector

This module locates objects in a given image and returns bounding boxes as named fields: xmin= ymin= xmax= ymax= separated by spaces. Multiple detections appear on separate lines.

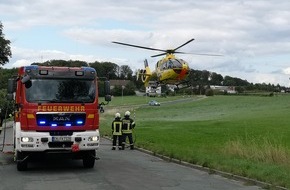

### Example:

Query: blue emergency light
xmin=76 ymin=120 xmax=83 ymax=125
xmin=39 ymin=121 xmax=46 ymax=125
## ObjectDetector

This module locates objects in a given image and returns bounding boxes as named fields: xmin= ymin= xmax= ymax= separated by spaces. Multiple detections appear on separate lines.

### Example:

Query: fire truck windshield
xmin=25 ymin=79 xmax=96 ymax=103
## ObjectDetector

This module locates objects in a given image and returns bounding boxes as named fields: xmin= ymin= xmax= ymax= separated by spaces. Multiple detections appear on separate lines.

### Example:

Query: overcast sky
xmin=1 ymin=0 xmax=290 ymax=86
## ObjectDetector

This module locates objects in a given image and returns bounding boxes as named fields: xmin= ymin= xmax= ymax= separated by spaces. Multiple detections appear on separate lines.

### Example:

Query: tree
xmin=0 ymin=68 xmax=18 ymax=89
xmin=32 ymin=60 xmax=88 ymax=67
xmin=90 ymin=61 xmax=119 ymax=79
xmin=0 ymin=89 xmax=14 ymax=119
xmin=120 ymin=65 xmax=133 ymax=80
xmin=210 ymin=72 xmax=223 ymax=85
xmin=223 ymin=76 xmax=236 ymax=86
xmin=0 ymin=22 xmax=12 ymax=66
xmin=223 ymin=75 xmax=249 ymax=87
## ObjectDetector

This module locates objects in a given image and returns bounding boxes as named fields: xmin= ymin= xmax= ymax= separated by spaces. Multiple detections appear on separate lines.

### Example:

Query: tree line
xmin=0 ymin=60 xmax=285 ymax=94
xmin=187 ymin=69 xmax=284 ymax=94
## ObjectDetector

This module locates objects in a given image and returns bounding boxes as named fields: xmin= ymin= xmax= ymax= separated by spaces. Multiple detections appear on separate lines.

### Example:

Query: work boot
xmin=130 ymin=145 xmax=134 ymax=150
xmin=112 ymin=147 xmax=116 ymax=150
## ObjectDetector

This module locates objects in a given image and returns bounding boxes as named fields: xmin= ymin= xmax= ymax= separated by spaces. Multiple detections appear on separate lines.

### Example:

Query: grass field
xmin=99 ymin=94 xmax=290 ymax=188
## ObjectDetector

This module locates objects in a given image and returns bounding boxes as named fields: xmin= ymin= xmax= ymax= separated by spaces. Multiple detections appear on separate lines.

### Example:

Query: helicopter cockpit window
xmin=167 ymin=61 xmax=173 ymax=69
xmin=170 ymin=59 xmax=183 ymax=68
xmin=163 ymin=63 xmax=167 ymax=70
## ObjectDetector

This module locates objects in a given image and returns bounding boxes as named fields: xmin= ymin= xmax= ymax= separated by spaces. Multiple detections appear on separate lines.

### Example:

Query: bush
xmin=205 ymin=89 xmax=214 ymax=96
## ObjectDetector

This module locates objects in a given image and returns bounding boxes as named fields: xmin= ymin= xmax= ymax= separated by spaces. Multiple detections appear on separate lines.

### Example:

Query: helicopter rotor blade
xmin=150 ymin=50 xmax=223 ymax=58
xmin=112 ymin=38 xmax=221 ymax=57
xmin=112 ymin=41 xmax=167 ymax=52
xmin=190 ymin=53 xmax=223 ymax=56
xmin=173 ymin=38 xmax=195 ymax=51
xmin=174 ymin=52 xmax=223 ymax=56
xmin=151 ymin=53 xmax=167 ymax=58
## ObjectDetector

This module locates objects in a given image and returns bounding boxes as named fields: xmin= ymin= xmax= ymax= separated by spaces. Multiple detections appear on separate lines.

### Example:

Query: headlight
xmin=21 ymin=137 xmax=34 ymax=142
xmin=88 ymin=136 xmax=99 ymax=142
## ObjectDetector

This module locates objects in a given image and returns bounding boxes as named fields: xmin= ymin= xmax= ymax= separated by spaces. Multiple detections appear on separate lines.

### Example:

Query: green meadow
xmin=99 ymin=95 xmax=290 ymax=188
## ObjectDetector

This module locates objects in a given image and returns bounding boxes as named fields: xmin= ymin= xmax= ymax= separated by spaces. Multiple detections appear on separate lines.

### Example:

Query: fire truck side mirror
xmin=21 ymin=75 xmax=31 ymax=84
xmin=104 ymin=81 xmax=110 ymax=94
xmin=105 ymin=95 xmax=111 ymax=102
xmin=7 ymin=78 xmax=16 ymax=101
xmin=7 ymin=78 xmax=16 ymax=94
xmin=104 ymin=80 xmax=111 ymax=102
xmin=21 ymin=75 xmax=32 ymax=88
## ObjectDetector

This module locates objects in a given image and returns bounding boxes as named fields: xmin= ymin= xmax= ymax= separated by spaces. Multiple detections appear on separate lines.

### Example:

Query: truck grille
xmin=36 ymin=113 xmax=86 ymax=127
xmin=49 ymin=131 xmax=74 ymax=136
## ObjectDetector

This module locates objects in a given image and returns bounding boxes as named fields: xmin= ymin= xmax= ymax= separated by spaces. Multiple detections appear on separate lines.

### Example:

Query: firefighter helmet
xmin=115 ymin=113 xmax=121 ymax=118
xmin=125 ymin=111 xmax=130 ymax=116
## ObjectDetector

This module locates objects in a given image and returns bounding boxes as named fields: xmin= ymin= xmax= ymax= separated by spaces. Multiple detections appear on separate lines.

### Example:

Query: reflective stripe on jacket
xmin=122 ymin=119 xmax=133 ymax=134
xmin=112 ymin=121 xmax=122 ymax=135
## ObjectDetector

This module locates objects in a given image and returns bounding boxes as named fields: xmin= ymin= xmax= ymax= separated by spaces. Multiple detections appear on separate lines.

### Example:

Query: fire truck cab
xmin=7 ymin=65 xmax=111 ymax=171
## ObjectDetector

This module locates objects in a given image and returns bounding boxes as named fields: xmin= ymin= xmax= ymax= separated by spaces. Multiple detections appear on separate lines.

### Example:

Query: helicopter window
xmin=167 ymin=61 xmax=172 ymax=69
xmin=170 ymin=59 xmax=182 ymax=68
xmin=163 ymin=63 xmax=167 ymax=70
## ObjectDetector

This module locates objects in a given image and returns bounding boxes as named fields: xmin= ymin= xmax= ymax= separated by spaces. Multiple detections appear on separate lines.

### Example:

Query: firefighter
xmin=111 ymin=113 xmax=123 ymax=150
xmin=121 ymin=111 xmax=135 ymax=150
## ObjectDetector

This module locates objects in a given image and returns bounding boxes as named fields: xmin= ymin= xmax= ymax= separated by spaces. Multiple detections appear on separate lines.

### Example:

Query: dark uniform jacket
xmin=121 ymin=116 xmax=135 ymax=134
xmin=112 ymin=118 xmax=122 ymax=136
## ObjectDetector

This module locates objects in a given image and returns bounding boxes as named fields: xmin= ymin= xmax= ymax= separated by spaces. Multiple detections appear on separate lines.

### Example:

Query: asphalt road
xmin=0 ymin=122 xmax=261 ymax=190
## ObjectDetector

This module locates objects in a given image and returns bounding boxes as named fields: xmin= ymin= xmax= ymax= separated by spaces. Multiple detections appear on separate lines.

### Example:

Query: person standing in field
xmin=121 ymin=111 xmax=135 ymax=150
xmin=111 ymin=113 xmax=123 ymax=150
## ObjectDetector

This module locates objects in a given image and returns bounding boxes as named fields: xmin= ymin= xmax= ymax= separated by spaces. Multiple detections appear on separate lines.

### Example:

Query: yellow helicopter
xmin=112 ymin=38 xmax=220 ymax=87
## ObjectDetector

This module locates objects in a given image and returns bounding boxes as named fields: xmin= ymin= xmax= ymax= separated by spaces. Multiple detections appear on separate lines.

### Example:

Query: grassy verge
xmin=99 ymin=95 xmax=290 ymax=188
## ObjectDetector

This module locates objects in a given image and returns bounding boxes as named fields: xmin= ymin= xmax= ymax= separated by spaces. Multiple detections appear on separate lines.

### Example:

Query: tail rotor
xmin=136 ymin=59 xmax=152 ymax=87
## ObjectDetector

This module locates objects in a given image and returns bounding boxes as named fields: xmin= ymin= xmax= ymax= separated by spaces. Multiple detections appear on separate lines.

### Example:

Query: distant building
xmin=210 ymin=85 xmax=237 ymax=94
xmin=146 ymin=81 xmax=161 ymax=97
xmin=285 ymin=88 xmax=290 ymax=93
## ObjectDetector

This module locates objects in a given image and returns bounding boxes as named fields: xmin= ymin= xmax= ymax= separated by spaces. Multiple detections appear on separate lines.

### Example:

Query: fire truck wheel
xmin=83 ymin=151 xmax=95 ymax=168
xmin=16 ymin=151 xmax=28 ymax=171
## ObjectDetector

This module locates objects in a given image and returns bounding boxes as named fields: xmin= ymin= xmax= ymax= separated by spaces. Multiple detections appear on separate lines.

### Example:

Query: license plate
xmin=52 ymin=136 xmax=71 ymax=142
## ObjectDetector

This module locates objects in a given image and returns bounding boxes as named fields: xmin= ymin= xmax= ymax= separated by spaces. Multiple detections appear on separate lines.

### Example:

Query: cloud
xmin=12 ymin=59 xmax=32 ymax=68
xmin=2 ymin=0 xmax=290 ymax=87
xmin=6 ymin=46 xmax=127 ymax=69
xmin=283 ymin=67 xmax=290 ymax=75
xmin=6 ymin=47 xmax=91 ymax=68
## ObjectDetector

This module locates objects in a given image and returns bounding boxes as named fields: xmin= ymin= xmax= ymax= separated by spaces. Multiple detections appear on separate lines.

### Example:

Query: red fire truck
xmin=7 ymin=65 xmax=111 ymax=171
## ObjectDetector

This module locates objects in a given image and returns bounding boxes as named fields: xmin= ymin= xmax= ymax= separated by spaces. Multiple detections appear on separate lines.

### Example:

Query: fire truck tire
xmin=83 ymin=150 xmax=95 ymax=168
xmin=16 ymin=151 xmax=28 ymax=171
